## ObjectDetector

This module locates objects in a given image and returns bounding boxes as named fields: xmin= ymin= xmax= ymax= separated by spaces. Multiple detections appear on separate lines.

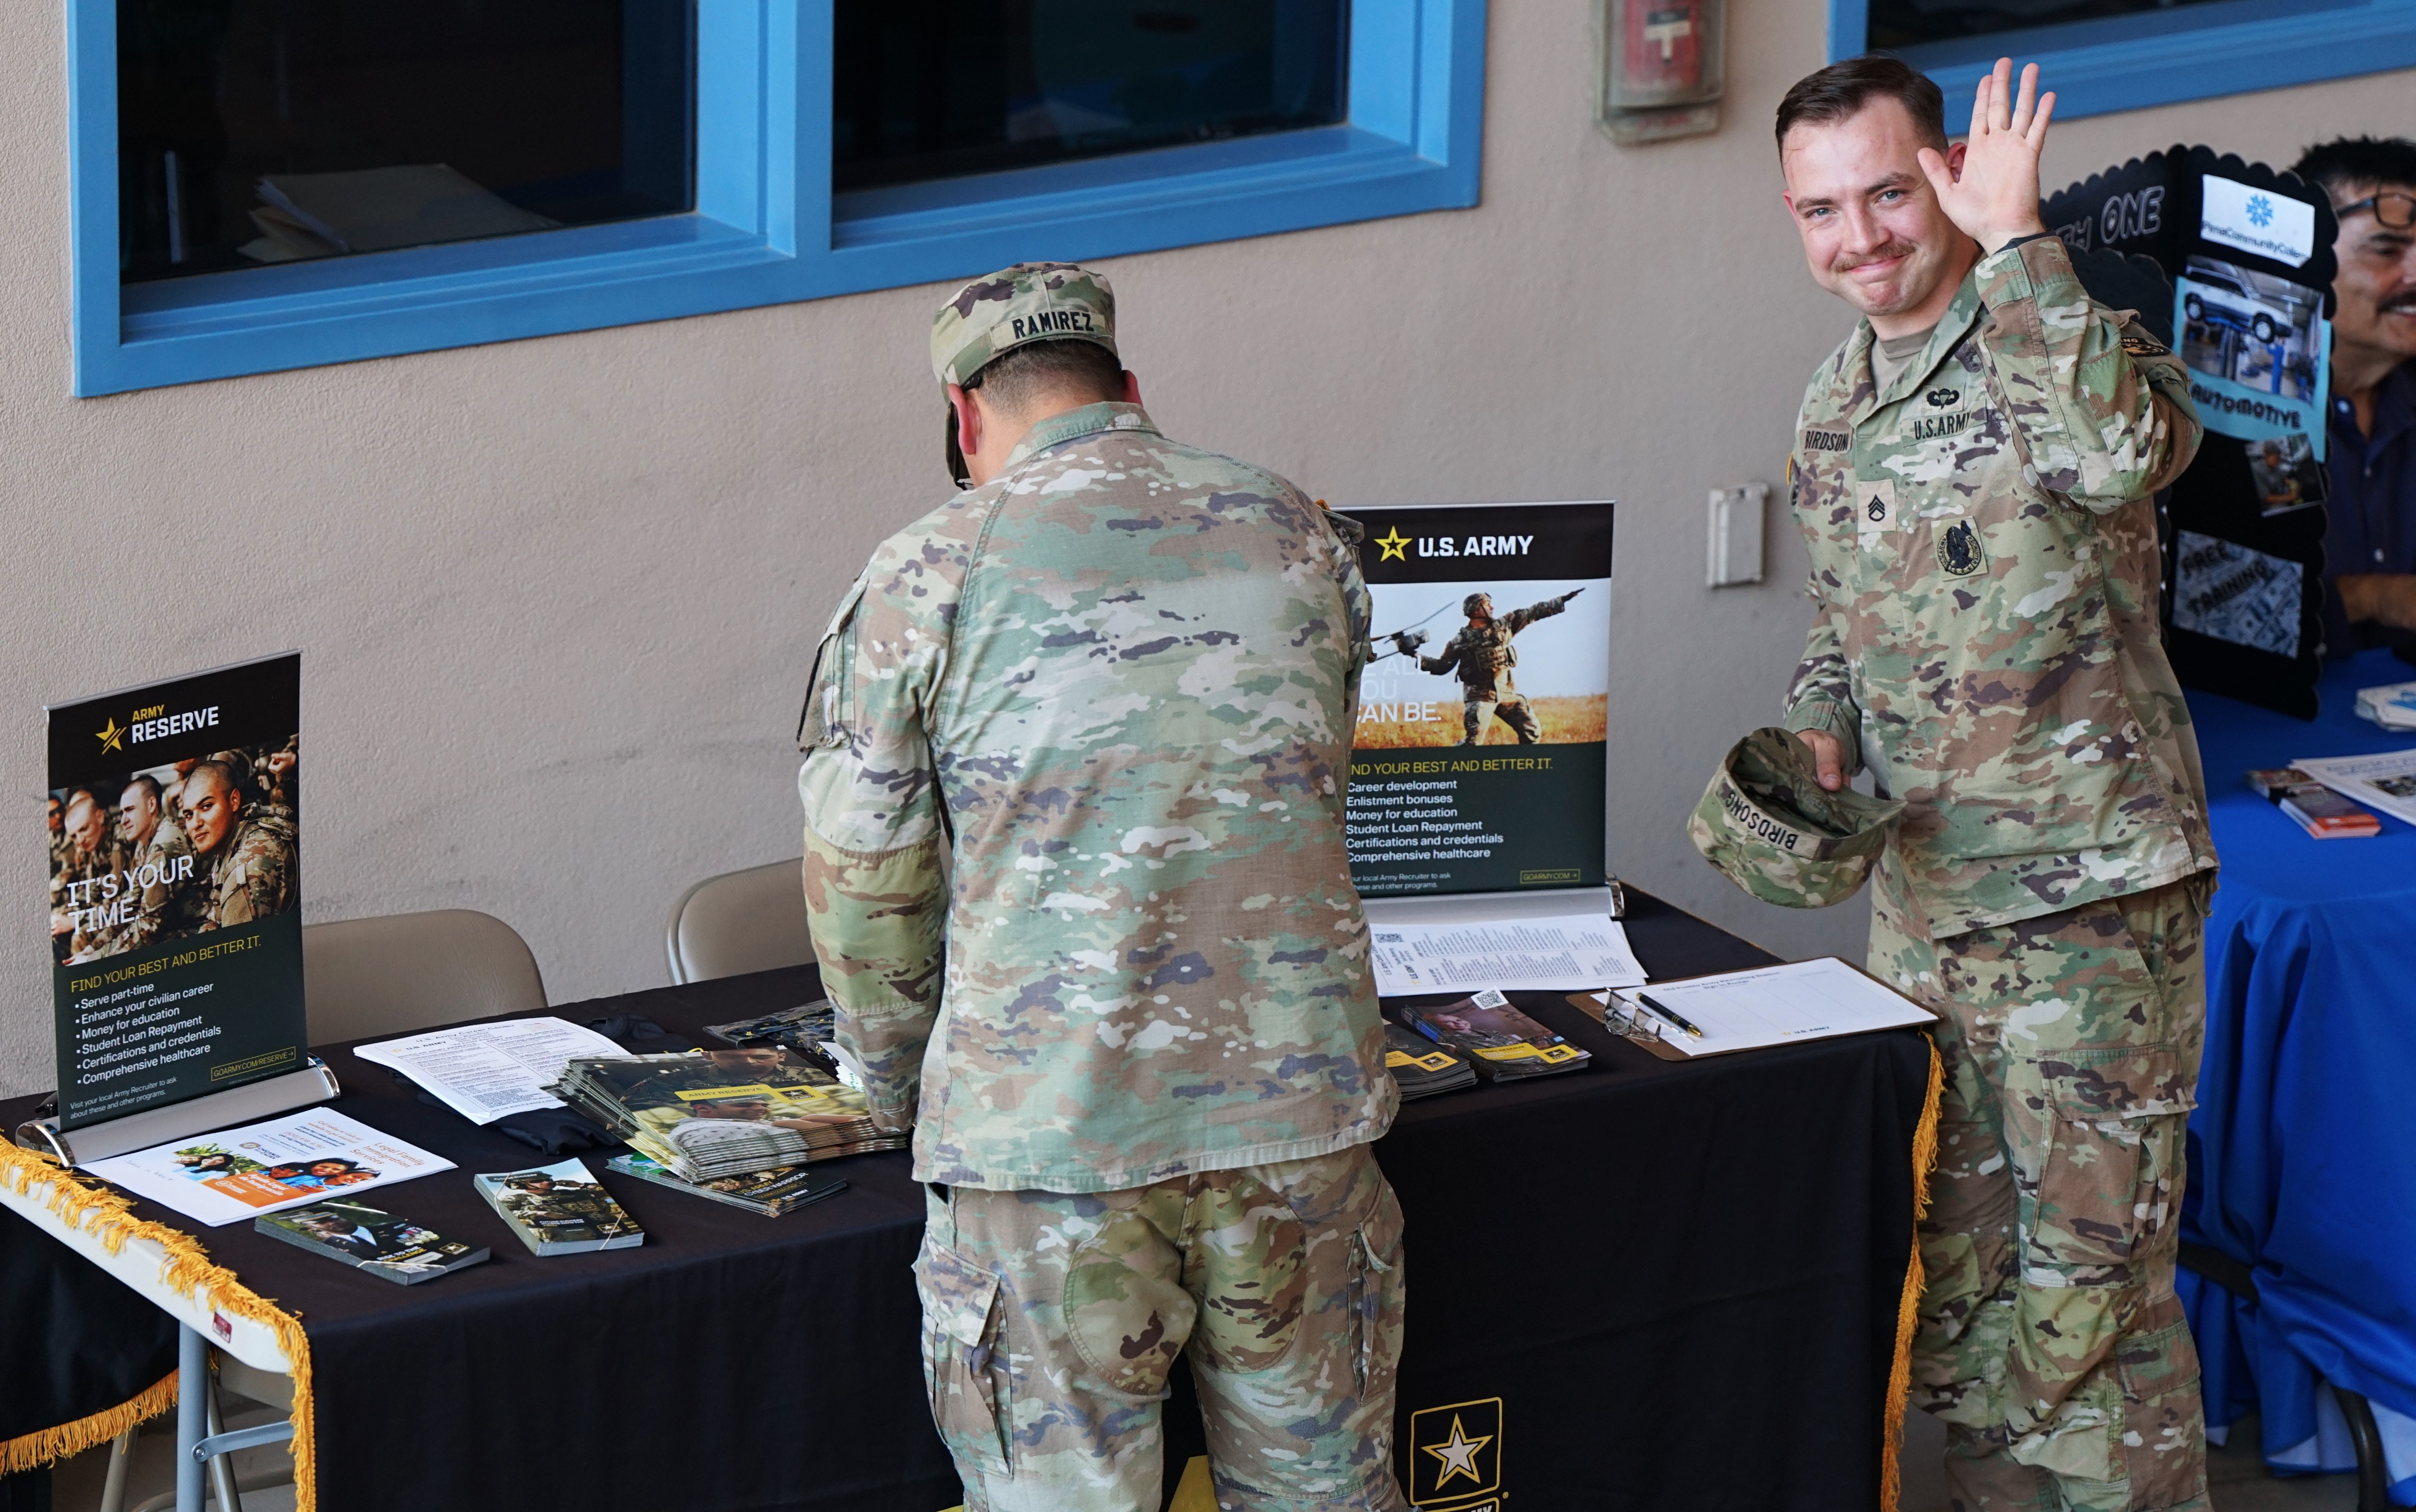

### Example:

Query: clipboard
xmin=1565 ymin=956 xmax=1938 ymax=1061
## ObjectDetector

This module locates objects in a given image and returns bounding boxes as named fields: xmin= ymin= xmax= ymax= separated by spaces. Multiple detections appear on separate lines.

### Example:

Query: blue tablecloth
xmin=2181 ymin=647 xmax=2416 ymax=1497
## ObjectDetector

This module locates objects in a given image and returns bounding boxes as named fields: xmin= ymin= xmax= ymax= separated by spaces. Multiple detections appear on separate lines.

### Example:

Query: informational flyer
xmin=46 ymin=653 xmax=304 ymax=1131
xmin=1337 ymin=502 xmax=1613 ymax=897
xmin=83 ymin=1108 xmax=453 ymax=1226
xmin=352 ymin=1017 xmax=628 ymax=1125
xmin=1368 ymin=912 xmax=1644 ymax=995
xmin=2290 ymin=749 xmax=2416 ymax=828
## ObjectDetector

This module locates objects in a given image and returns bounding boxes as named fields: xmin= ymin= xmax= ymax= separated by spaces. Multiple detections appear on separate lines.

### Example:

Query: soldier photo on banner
xmin=47 ymin=736 xmax=299 ymax=965
xmin=1339 ymin=500 xmax=1613 ymax=898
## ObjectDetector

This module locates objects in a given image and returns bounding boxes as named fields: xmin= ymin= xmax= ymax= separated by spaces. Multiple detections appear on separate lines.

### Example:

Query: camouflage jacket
xmin=1419 ymin=596 xmax=1569 ymax=699
xmin=1784 ymin=237 xmax=2216 ymax=939
xmin=797 ymin=402 xmax=1394 ymax=1193
xmin=200 ymin=807 xmax=298 ymax=929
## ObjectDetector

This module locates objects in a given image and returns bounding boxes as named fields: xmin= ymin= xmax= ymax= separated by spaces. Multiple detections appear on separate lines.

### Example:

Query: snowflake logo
xmin=2246 ymin=194 xmax=2275 ymax=228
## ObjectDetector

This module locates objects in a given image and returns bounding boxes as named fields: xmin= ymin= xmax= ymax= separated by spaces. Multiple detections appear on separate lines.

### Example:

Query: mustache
xmin=1835 ymin=241 xmax=1920 ymax=275
xmin=2380 ymin=291 xmax=2416 ymax=315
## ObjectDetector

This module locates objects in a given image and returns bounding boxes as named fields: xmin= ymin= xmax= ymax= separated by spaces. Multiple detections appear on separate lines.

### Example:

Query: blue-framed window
xmin=1829 ymin=0 xmax=2416 ymax=122
xmin=69 ymin=0 xmax=1486 ymax=396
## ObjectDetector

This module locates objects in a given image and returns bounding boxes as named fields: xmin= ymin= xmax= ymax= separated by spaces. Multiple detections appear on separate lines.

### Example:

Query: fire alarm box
xmin=1595 ymin=0 xmax=1724 ymax=144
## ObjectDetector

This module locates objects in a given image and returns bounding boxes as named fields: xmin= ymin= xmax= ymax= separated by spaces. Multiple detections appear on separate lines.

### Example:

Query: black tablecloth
xmin=3 ymin=891 xmax=1930 ymax=1512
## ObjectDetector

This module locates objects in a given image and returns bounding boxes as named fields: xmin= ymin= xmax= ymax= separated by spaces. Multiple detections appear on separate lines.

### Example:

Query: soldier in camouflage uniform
xmin=1409 ymin=589 xmax=1580 ymax=745
xmin=798 ymin=263 xmax=1404 ymax=1512
xmin=112 ymin=774 xmax=206 ymax=949
xmin=52 ymin=791 xmax=130 ymax=962
xmin=178 ymin=758 xmax=298 ymax=931
xmin=1771 ymin=59 xmax=2214 ymax=1510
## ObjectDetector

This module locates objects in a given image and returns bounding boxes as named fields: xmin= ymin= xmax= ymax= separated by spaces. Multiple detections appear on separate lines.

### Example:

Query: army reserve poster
xmin=1337 ymin=501 xmax=1612 ymax=897
xmin=46 ymin=652 xmax=304 ymax=1131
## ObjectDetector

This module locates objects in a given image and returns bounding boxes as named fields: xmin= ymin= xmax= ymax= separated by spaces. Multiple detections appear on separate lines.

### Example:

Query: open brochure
xmin=82 ymin=1108 xmax=454 ymax=1226
xmin=2290 ymin=749 xmax=2416 ymax=829
xmin=1594 ymin=957 xmax=1933 ymax=1059
xmin=1369 ymin=910 xmax=1644 ymax=996
xmin=352 ymin=1016 xmax=627 ymax=1124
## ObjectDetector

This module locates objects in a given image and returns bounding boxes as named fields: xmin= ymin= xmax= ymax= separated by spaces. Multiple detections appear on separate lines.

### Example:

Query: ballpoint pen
xmin=1636 ymin=993 xmax=1705 ymax=1038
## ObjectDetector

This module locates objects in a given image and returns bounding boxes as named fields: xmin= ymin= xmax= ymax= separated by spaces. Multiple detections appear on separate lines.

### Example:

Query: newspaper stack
xmin=2356 ymin=681 xmax=2416 ymax=731
xmin=547 ymin=1047 xmax=904 ymax=1181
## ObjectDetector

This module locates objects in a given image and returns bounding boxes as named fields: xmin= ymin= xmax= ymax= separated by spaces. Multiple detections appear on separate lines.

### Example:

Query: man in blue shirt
xmin=2294 ymin=137 xmax=2416 ymax=656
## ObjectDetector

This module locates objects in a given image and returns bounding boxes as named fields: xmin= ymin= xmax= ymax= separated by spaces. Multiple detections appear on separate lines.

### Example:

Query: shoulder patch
xmin=2120 ymin=332 xmax=2169 ymax=357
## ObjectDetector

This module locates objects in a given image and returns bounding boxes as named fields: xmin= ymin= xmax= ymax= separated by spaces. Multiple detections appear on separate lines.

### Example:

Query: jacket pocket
xmin=2030 ymin=1042 xmax=2195 ymax=1283
xmin=1349 ymin=1179 xmax=1407 ymax=1398
xmin=797 ymin=578 xmax=869 ymax=751
xmin=913 ymin=1237 xmax=1011 ymax=1468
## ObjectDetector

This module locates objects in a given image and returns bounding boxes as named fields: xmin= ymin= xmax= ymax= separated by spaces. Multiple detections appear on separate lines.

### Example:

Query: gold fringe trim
xmin=1881 ymin=1038 xmax=1947 ymax=1512
xmin=0 ymin=1142 xmax=316 ymax=1510
xmin=0 ymin=1368 xmax=176 ymax=1477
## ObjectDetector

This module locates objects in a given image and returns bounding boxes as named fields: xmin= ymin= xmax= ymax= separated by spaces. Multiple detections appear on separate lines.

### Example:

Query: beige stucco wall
xmin=4 ymin=0 xmax=2411 ymax=1096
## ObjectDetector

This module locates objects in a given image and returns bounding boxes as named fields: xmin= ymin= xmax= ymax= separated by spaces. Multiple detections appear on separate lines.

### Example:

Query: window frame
xmin=69 ymin=0 xmax=1486 ymax=396
xmin=1828 ymin=0 xmax=2416 ymax=122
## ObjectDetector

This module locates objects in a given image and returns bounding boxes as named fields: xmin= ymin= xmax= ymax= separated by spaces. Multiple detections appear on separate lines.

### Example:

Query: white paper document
xmin=83 ymin=1109 xmax=455 ymax=1227
xmin=1609 ymin=957 xmax=1932 ymax=1057
xmin=1368 ymin=913 xmax=1646 ymax=996
xmin=2290 ymin=749 xmax=2416 ymax=828
xmin=352 ymin=1016 xmax=627 ymax=1125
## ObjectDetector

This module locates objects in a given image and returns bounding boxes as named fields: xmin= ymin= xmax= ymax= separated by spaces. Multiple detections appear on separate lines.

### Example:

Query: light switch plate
xmin=1707 ymin=483 xmax=1768 ymax=587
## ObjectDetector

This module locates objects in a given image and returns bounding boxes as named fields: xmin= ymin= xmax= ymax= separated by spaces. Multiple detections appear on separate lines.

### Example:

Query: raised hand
xmin=1917 ymin=58 xmax=2053 ymax=254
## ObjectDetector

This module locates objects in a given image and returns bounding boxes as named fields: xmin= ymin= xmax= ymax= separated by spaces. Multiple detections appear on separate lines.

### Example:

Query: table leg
xmin=203 ymin=1371 xmax=244 ymax=1512
xmin=175 ymin=1326 xmax=205 ymax=1512
xmin=99 ymin=1426 xmax=137 ymax=1512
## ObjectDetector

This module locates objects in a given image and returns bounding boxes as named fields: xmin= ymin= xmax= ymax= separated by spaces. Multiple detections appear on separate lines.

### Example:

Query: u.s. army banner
xmin=1337 ymin=501 xmax=1613 ymax=898
xmin=45 ymin=653 xmax=305 ymax=1131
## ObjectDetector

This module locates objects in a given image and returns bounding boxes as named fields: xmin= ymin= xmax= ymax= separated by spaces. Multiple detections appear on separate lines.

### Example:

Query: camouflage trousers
xmin=915 ymin=1143 xmax=1408 ymax=1512
xmin=1459 ymin=695 xmax=1539 ymax=746
xmin=1871 ymin=876 xmax=2211 ymax=1512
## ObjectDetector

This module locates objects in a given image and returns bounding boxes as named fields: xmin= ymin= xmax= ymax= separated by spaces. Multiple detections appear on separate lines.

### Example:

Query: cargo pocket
xmin=2029 ymin=1042 xmax=2194 ymax=1284
xmin=1348 ymin=1181 xmax=1407 ymax=1399
xmin=913 ymin=1238 xmax=1012 ymax=1469
xmin=2116 ymin=1300 xmax=2208 ymax=1508
xmin=796 ymin=579 xmax=867 ymax=751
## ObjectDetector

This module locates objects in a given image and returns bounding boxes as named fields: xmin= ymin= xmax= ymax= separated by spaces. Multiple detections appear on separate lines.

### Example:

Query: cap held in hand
xmin=1688 ymin=728 xmax=1906 ymax=909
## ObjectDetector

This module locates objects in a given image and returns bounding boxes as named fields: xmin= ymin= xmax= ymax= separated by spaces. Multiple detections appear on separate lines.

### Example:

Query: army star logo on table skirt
xmin=1409 ymin=1396 xmax=1504 ymax=1507
xmin=1936 ymin=519 xmax=1987 ymax=576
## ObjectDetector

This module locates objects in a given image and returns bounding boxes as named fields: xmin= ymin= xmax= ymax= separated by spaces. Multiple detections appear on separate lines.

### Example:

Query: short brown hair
xmin=1776 ymin=56 xmax=1947 ymax=155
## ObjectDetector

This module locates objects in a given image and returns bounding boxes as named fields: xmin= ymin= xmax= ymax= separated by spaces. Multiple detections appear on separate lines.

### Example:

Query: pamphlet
xmin=83 ymin=1109 xmax=455 ymax=1226
xmin=1337 ymin=502 xmax=1613 ymax=898
xmin=1367 ymin=911 xmax=1644 ymax=996
xmin=604 ymin=1153 xmax=850 ymax=1217
xmin=2279 ymin=788 xmax=2380 ymax=838
xmin=352 ymin=1016 xmax=627 ymax=1125
xmin=46 ymin=654 xmax=306 ymax=1131
xmin=474 ymin=1158 xmax=644 ymax=1255
xmin=1392 ymin=989 xmax=1591 ymax=1081
xmin=549 ymin=1047 xmax=906 ymax=1179
xmin=2289 ymin=749 xmax=2416 ymax=828
xmin=1381 ymin=1021 xmax=1478 ymax=1100
xmin=2355 ymin=681 xmax=2416 ymax=731
xmin=1603 ymin=958 xmax=1932 ymax=1059
xmin=254 ymin=1199 xmax=489 ymax=1284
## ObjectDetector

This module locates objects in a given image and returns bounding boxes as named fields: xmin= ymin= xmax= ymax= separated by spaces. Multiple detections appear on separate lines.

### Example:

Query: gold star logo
xmin=1422 ymin=1414 xmax=1493 ymax=1488
xmin=1374 ymin=526 xmax=1411 ymax=562
xmin=94 ymin=718 xmax=124 ymax=753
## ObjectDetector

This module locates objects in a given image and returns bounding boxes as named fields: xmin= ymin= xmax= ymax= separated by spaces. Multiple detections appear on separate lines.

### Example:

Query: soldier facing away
xmin=1405 ymin=588 xmax=1581 ymax=745
xmin=1773 ymin=57 xmax=2212 ymax=1510
xmin=798 ymin=262 xmax=1404 ymax=1511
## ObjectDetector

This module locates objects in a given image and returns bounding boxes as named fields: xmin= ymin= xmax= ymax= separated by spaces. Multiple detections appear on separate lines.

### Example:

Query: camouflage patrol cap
xmin=1688 ymin=728 xmax=1906 ymax=909
xmin=930 ymin=263 xmax=1118 ymax=389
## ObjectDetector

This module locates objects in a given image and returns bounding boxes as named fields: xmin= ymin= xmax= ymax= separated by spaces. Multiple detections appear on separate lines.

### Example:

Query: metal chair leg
xmin=201 ymin=1376 xmax=243 ymax=1512
xmin=2333 ymin=1384 xmax=2391 ymax=1512
xmin=97 ymin=1426 xmax=136 ymax=1512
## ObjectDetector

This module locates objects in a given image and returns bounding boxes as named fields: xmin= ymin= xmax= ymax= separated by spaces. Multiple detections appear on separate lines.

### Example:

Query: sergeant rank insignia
xmin=1936 ymin=519 xmax=1987 ymax=577
xmin=1409 ymin=1396 xmax=1503 ymax=1510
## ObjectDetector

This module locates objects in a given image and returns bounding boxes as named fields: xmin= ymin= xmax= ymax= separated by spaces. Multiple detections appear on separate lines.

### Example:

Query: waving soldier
xmin=1770 ymin=56 xmax=2213 ymax=1511
xmin=1410 ymin=588 xmax=1581 ymax=745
